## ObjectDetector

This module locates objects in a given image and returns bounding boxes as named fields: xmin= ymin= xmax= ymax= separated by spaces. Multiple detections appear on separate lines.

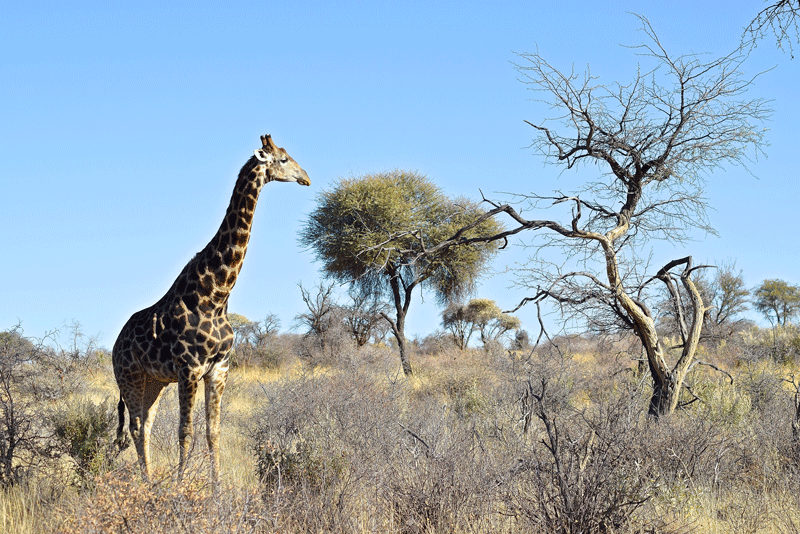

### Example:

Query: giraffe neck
xmin=169 ymin=157 xmax=267 ymax=311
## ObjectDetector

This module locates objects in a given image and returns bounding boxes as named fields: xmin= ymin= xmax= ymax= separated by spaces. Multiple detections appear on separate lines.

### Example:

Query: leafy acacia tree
xmin=299 ymin=170 xmax=504 ymax=375
xmin=468 ymin=298 xmax=522 ymax=346
xmin=442 ymin=303 xmax=476 ymax=350
xmin=753 ymin=279 xmax=800 ymax=326
xmin=443 ymin=299 xmax=521 ymax=349
xmin=417 ymin=16 xmax=770 ymax=416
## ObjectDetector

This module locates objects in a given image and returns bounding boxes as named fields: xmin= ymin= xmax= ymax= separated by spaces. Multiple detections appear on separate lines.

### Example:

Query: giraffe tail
xmin=115 ymin=396 xmax=131 ymax=451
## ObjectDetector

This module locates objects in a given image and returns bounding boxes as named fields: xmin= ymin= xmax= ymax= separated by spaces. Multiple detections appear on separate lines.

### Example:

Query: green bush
xmin=51 ymin=398 xmax=118 ymax=485
xmin=254 ymin=434 xmax=346 ymax=494
xmin=693 ymin=380 xmax=753 ymax=427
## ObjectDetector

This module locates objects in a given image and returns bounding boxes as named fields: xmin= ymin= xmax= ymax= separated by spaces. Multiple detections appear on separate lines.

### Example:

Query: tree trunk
xmin=385 ymin=268 xmax=414 ymax=376
xmin=603 ymin=244 xmax=706 ymax=417
xmin=791 ymin=391 xmax=800 ymax=447
xmin=630 ymin=314 xmax=679 ymax=418
xmin=396 ymin=330 xmax=413 ymax=376
xmin=648 ymin=372 xmax=677 ymax=417
xmin=380 ymin=309 xmax=413 ymax=375
xmin=393 ymin=301 xmax=414 ymax=375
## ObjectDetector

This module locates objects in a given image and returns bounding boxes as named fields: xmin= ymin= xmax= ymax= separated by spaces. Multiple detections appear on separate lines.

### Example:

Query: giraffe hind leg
xmin=115 ymin=396 xmax=131 ymax=450
xmin=126 ymin=376 xmax=166 ymax=481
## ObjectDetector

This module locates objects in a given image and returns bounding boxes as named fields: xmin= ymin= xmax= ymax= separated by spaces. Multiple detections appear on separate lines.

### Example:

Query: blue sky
xmin=1 ymin=1 xmax=797 ymax=349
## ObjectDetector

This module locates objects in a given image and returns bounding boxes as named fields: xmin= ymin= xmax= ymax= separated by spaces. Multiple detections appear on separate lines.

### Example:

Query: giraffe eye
xmin=280 ymin=158 xmax=288 ymax=165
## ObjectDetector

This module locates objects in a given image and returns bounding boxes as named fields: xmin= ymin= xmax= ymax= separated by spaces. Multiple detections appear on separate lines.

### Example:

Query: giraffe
xmin=112 ymin=134 xmax=310 ymax=484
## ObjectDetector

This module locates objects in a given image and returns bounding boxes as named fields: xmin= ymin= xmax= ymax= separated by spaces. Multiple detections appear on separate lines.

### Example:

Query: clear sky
xmin=1 ymin=1 xmax=797 ymax=349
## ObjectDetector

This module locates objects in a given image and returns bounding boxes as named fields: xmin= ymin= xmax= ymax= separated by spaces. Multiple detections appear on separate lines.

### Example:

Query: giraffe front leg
xmin=177 ymin=370 xmax=200 ymax=482
xmin=204 ymin=361 xmax=229 ymax=486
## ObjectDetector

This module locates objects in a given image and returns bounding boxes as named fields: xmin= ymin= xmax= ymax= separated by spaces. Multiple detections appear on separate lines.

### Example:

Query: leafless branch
xmin=743 ymin=0 xmax=800 ymax=56
xmin=687 ymin=360 xmax=735 ymax=384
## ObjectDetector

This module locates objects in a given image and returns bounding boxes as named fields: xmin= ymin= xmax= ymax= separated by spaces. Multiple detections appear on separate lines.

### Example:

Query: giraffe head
xmin=253 ymin=134 xmax=311 ymax=186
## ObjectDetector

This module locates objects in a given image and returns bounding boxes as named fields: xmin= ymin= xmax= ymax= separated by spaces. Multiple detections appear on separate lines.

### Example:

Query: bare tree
xmin=228 ymin=313 xmax=281 ymax=367
xmin=702 ymin=262 xmax=752 ymax=336
xmin=295 ymin=281 xmax=348 ymax=366
xmin=340 ymin=288 xmax=390 ymax=347
xmin=744 ymin=0 xmax=800 ymax=56
xmin=295 ymin=281 xmax=338 ymax=338
xmin=409 ymin=15 xmax=770 ymax=416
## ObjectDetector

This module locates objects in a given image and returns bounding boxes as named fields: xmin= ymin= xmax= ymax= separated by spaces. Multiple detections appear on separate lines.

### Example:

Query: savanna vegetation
xmin=5 ymin=314 xmax=800 ymax=533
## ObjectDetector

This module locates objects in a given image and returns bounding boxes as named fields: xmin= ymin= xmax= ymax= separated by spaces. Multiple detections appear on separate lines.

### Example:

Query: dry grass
xmin=5 ymin=332 xmax=800 ymax=533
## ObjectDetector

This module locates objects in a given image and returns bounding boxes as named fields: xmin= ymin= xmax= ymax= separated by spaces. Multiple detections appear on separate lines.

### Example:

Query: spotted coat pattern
xmin=112 ymin=135 xmax=310 ymax=483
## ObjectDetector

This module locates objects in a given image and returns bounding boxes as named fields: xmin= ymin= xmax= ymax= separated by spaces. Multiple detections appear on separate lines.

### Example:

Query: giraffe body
xmin=113 ymin=135 xmax=309 ymax=483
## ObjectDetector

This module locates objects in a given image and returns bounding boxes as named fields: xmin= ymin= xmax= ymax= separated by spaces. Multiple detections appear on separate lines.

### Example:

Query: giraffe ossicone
xmin=112 ymin=134 xmax=309 ymax=484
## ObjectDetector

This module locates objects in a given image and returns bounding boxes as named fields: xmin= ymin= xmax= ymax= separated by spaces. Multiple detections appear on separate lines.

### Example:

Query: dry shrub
xmin=384 ymin=405 xmax=500 ymax=534
xmin=0 ymin=324 xmax=101 ymax=488
xmin=412 ymin=331 xmax=458 ymax=357
xmin=645 ymin=414 xmax=729 ymax=489
xmin=234 ymin=335 xmax=294 ymax=370
xmin=255 ymin=436 xmax=346 ymax=494
xmin=12 ymin=323 xmax=800 ymax=533
xmin=249 ymin=362 xmax=507 ymax=533
xmin=713 ymin=488 xmax=772 ymax=534
xmin=298 ymin=326 xmax=356 ymax=369
xmin=411 ymin=364 xmax=492 ymax=419
xmin=503 ymin=376 xmax=658 ymax=534
xmin=739 ymin=324 xmax=800 ymax=364
xmin=54 ymin=464 xmax=268 ymax=534
xmin=251 ymin=368 xmax=401 ymax=532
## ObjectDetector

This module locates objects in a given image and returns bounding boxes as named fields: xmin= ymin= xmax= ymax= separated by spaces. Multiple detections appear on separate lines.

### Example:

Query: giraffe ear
xmin=253 ymin=149 xmax=273 ymax=163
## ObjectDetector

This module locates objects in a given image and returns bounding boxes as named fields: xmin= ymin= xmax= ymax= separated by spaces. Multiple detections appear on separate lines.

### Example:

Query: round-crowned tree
xmin=299 ymin=170 xmax=504 ymax=375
